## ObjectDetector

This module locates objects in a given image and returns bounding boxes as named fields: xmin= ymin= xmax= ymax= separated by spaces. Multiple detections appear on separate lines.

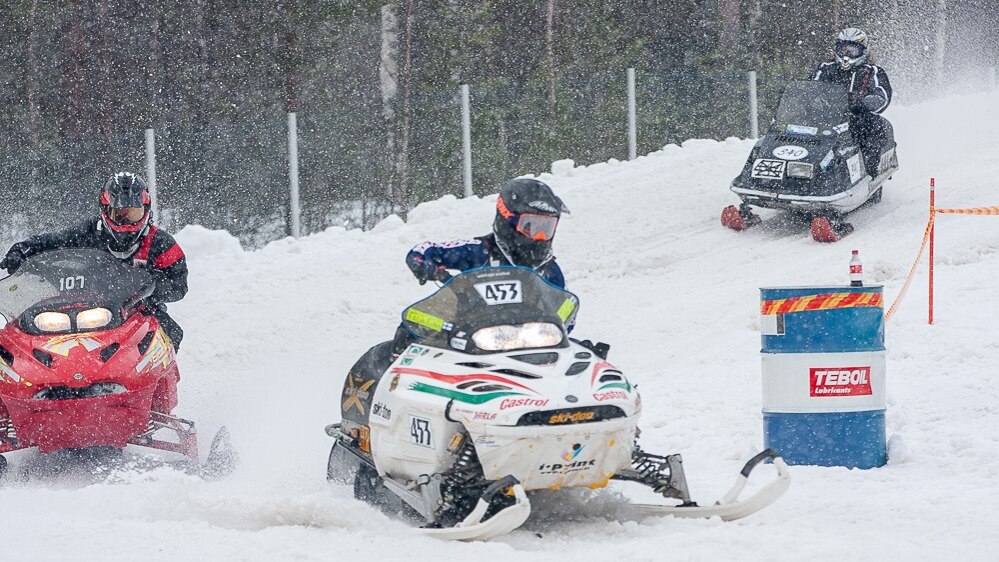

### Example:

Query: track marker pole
xmin=929 ymin=178 xmax=935 ymax=325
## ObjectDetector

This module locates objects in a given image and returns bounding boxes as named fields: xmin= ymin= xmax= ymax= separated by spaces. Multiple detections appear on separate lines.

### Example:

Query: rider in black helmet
xmin=406 ymin=178 xmax=569 ymax=287
xmin=0 ymin=172 xmax=188 ymax=349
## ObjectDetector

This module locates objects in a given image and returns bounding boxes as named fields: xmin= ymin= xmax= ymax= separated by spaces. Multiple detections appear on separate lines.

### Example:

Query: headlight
xmin=472 ymin=323 xmax=563 ymax=351
xmin=787 ymin=162 xmax=814 ymax=179
xmin=34 ymin=312 xmax=71 ymax=332
xmin=77 ymin=308 xmax=112 ymax=330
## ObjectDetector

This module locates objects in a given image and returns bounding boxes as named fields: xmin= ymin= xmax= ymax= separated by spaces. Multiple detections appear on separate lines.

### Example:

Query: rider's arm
xmin=147 ymin=230 xmax=188 ymax=304
xmin=546 ymin=260 xmax=566 ymax=289
xmin=405 ymin=239 xmax=490 ymax=282
xmin=863 ymin=65 xmax=891 ymax=113
xmin=0 ymin=219 xmax=99 ymax=271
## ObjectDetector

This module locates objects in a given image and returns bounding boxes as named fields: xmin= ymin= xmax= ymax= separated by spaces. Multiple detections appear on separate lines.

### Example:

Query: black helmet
xmin=99 ymin=172 xmax=151 ymax=255
xmin=492 ymin=178 xmax=568 ymax=269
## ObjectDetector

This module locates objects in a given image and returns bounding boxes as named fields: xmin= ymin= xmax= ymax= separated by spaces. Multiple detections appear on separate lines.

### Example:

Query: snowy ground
xmin=2 ymin=90 xmax=999 ymax=561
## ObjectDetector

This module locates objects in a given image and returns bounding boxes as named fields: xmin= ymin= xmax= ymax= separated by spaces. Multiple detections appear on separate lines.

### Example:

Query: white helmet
xmin=834 ymin=27 xmax=869 ymax=70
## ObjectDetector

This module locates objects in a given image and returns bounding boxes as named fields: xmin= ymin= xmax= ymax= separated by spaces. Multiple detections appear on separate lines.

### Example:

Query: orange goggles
xmin=108 ymin=206 xmax=146 ymax=225
xmin=514 ymin=213 xmax=558 ymax=241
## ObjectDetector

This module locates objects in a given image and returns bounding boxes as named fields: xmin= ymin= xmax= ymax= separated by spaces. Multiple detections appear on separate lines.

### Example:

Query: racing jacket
xmin=7 ymin=216 xmax=188 ymax=304
xmin=812 ymin=61 xmax=892 ymax=114
xmin=406 ymin=233 xmax=566 ymax=288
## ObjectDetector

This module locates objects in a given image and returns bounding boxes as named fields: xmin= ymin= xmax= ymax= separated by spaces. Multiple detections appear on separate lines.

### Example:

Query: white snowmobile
xmin=325 ymin=266 xmax=790 ymax=540
xmin=721 ymin=80 xmax=899 ymax=242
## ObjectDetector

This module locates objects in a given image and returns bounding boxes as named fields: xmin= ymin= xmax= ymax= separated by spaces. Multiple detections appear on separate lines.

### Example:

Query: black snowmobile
xmin=721 ymin=80 xmax=898 ymax=242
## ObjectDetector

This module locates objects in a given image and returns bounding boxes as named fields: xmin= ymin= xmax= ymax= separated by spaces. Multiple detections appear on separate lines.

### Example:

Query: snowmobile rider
xmin=0 ymin=172 xmax=188 ymax=350
xmin=812 ymin=27 xmax=893 ymax=178
xmin=405 ymin=177 xmax=569 ymax=288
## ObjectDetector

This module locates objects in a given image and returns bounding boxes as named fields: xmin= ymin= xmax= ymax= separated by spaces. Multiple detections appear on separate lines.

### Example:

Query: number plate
xmin=409 ymin=415 xmax=434 ymax=449
xmin=474 ymin=280 xmax=523 ymax=305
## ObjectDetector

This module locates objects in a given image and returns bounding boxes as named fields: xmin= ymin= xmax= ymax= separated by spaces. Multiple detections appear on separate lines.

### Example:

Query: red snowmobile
xmin=0 ymin=249 xmax=231 ymax=477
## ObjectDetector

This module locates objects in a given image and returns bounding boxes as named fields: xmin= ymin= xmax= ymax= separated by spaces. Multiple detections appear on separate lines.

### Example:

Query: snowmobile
xmin=0 ymin=249 xmax=234 ymax=479
xmin=325 ymin=266 xmax=790 ymax=541
xmin=721 ymin=79 xmax=899 ymax=242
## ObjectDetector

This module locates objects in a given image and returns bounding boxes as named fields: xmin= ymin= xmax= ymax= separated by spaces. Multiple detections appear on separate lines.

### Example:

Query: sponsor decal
xmin=593 ymin=390 xmax=628 ymax=402
xmin=389 ymin=373 xmax=400 ymax=392
xmin=548 ymin=411 xmax=595 ymax=424
xmin=810 ymin=367 xmax=873 ymax=397
xmin=135 ymin=329 xmax=173 ymax=373
xmin=42 ymin=334 xmax=104 ymax=357
xmin=820 ymin=150 xmax=834 ymax=170
xmin=751 ymin=158 xmax=786 ymax=179
xmin=450 ymin=337 xmax=468 ymax=351
xmin=833 ymin=122 xmax=850 ymax=134
xmin=773 ymin=145 xmax=809 ymax=160
xmin=473 ymin=411 xmax=497 ymax=421
xmin=528 ymin=200 xmax=559 ymax=213
xmin=499 ymin=397 xmax=549 ymax=410
xmin=538 ymin=458 xmax=596 ymax=475
xmin=474 ymin=435 xmax=501 ymax=448
xmin=405 ymin=345 xmax=424 ymax=356
xmin=372 ymin=402 xmax=392 ymax=420
xmin=359 ymin=425 xmax=371 ymax=452
xmin=400 ymin=356 xmax=414 ymax=366
xmin=848 ymin=154 xmax=864 ymax=183
xmin=343 ymin=374 xmax=376 ymax=415
xmin=562 ymin=443 xmax=584 ymax=462
xmin=0 ymin=357 xmax=21 ymax=383
xmin=785 ymin=124 xmax=818 ymax=136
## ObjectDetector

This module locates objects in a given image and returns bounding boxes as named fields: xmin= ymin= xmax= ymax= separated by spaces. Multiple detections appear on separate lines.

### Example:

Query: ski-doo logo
xmin=548 ymin=411 xmax=596 ymax=424
xmin=372 ymin=402 xmax=392 ymax=420
xmin=809 ymin=367 xmax=872 ymax=397
xmin=500 ymin=398 xmax=549 ymax=410
xmin=593 ymin=390 xmax=628 ymax=402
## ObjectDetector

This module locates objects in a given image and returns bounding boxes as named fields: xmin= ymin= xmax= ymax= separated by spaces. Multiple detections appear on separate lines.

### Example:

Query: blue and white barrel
xmin=759 ymin=285 xmax=886 ymax=469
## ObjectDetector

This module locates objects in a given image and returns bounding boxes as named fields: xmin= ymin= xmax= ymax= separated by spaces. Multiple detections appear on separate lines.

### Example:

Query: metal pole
xmin=287 ymin=112 xmax=301 ymax=239
xmin=460 ymin=84 xmax=473 ymax=197
xmin=748 ymin=71 xmax=759 ymax=139
xmin=144 ymin=128 xmax=159 ymax=224
xmin=929 ymin=178 xmax=935 ymax=325
xmin=627 ymin=68 xmax=637 ymax=160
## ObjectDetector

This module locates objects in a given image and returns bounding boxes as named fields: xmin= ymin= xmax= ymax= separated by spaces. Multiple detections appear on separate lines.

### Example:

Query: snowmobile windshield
xmin=401 ymin=266 xmax=579 ymax=354
xmin=0 ymin=248 xmax=153 ymax=333
xmin=773 ymin=80 xmax=851 ymax=132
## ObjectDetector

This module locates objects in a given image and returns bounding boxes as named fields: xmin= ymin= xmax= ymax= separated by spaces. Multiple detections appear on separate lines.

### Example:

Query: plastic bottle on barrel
xmin=849 ymin=250 xmax=863 ymax=287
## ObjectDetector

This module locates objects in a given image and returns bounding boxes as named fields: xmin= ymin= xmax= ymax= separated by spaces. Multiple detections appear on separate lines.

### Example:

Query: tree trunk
xmin=398 ymin=0 xmax=414 ymax=219
xmin=149 ymin=3 xmax=162 ymax=124
xmin=283 ymin=0 xmax=301 ymax=113
xmin=933 ymin=0 xmax=947 ymax=91
xmin=26 ymin=0 xmax=41 ymax=150
xmin=96 ymin=0 xmax=111 ymax=141
xmin=546 ymin=0 xmax=556 ymax=105
xmin=60 ymin=0 xmax=88 ymax=141
xmin=718 ymin=0 xmax=740 ymax=50
xmin=380 ymin=2 xmax=400 ymax=220
xmin=832 ymin=0 xmax=840 ymax=31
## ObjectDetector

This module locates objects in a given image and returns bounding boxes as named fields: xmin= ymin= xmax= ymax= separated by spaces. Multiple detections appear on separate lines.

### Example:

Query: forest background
xmin=1 ymin=0 xmax=996 ymax=246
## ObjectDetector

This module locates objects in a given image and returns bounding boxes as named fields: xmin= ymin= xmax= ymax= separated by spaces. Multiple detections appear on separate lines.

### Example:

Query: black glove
xmin=0 ymin=243 xmax=31 ymax=274
xmin=406 ymin=254 xmax=449 ymax=285
xmin=860 ymin=95 xmax=884 ymax=112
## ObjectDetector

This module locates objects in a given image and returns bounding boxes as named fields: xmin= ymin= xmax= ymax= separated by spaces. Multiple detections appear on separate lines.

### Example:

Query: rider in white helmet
xmin=813 ymin=27 xmax=894 ymax=178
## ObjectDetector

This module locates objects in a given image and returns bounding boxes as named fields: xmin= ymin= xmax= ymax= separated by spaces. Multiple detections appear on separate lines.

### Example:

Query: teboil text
xmin=810 ymin=367 xmax=873 ymax=397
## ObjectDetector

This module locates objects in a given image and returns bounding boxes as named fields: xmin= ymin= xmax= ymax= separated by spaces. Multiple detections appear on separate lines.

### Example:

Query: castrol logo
xmin=810 ymin=367 xmax=872 ymax=397
xmin=499 ymin=398 xmax=549 ymax=410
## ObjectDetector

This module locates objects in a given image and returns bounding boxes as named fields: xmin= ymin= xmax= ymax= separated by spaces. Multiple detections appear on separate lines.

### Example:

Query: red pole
xmin=929 ymin=178 xmax=935 ymax=325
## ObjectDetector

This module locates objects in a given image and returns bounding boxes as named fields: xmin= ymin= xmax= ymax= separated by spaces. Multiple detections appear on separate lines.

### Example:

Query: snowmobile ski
xmin=721 ymin=204 xmax=762 ymax=231
xmin=631 ymin=449 xmax=791 ymax=521
xmin=810 ymin=216 xmax=855 ymax=243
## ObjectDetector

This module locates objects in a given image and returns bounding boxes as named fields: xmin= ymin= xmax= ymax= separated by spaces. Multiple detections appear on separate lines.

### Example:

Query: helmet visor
xmin=835 ymin=41 xmax=864 ymax=59
xmin=515 ymin=213 xmax=558 ymax=241
xmin=108 ymin=206 xmax=146 ymax=226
